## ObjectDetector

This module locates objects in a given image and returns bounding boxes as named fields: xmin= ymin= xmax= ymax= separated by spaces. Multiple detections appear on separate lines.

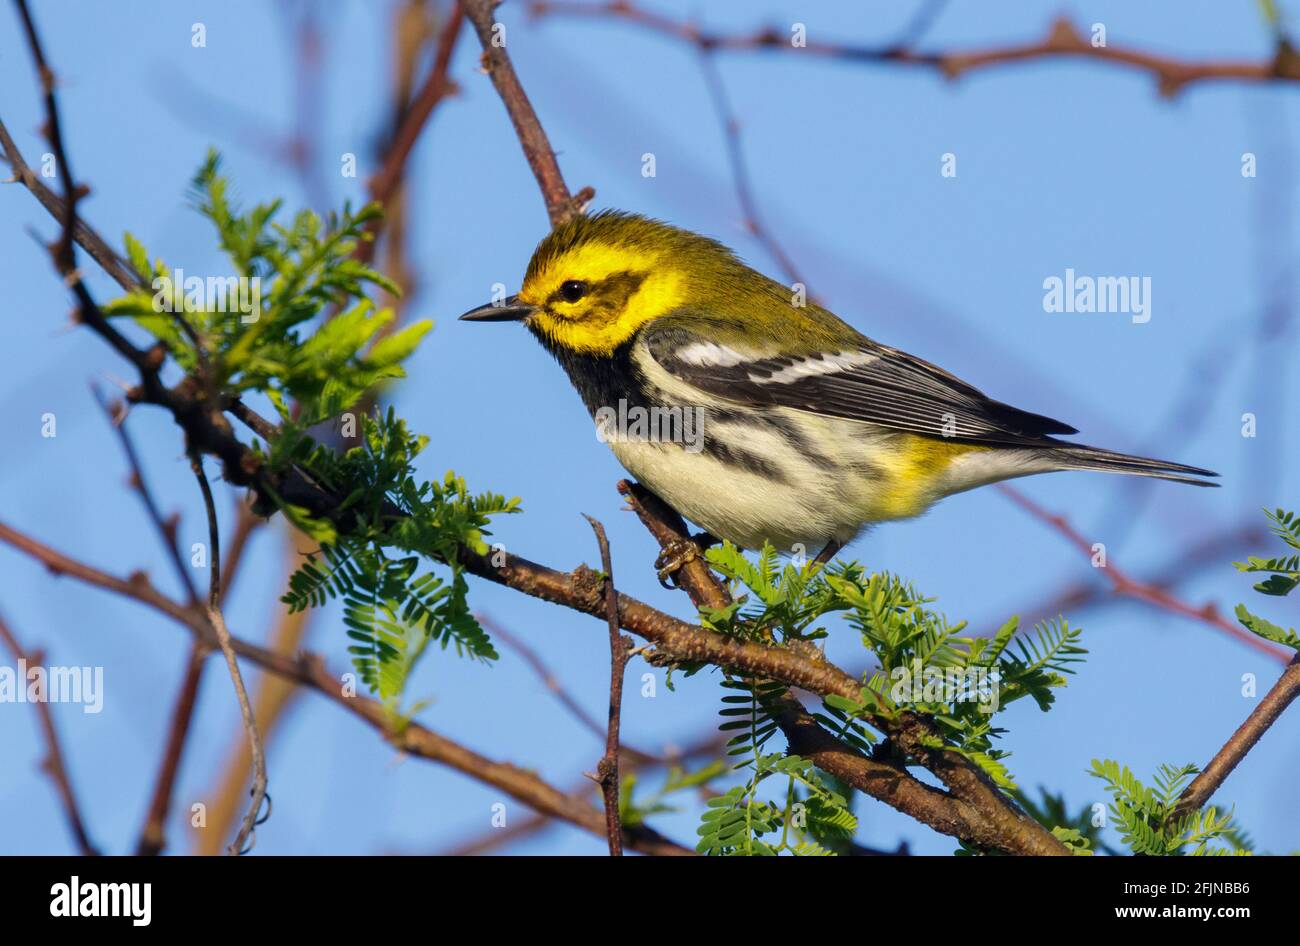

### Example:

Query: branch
xmin=367 ymin=1 xmax=467 ymax=212
xmin=998 ymin=485 xmax=1292 ymax=664
xmin=999 ymin=522 xmax=1269 ymax=634
xmin=531 ymin=3 xmax=1300 ymax=98
xmin=0 ymin=612 xmax=100 ymax=856
xmin=135 ymin=643 xmax=206 ymax=856
xmin=462 ymin=0 xmax=593 ymax=225
xmin=93 ymin=388 xmax=200 ymax=605
xmin=0 ymin=118 xmax=138 ymax=291
xmin=584 ymin=515 xmax=629 ymax=855
xmin=190 ymin=454 xmax=268 ymax=855
xmin=1172 ymin=652 xmax=1300 ymax=820
xmin=773 ymin=695 xmax=1003 ymax=852
xmin=0 ymin=520 xmax=691 ymax=855
xmin=695 ymin=53 xmax=807 ymax=290
xmin=88 ymin=387 xmax=213 ymax=856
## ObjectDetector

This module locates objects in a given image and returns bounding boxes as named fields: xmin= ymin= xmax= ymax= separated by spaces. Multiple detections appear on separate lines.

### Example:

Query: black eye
xmin=559 ymin=280 xmax=588 ymax=302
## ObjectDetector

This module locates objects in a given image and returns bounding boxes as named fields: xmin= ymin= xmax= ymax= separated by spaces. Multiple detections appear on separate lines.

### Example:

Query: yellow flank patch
xmin=871 ymin=436 xmax=989 ymax=519
xmin=521 ymin=242 xmax=688 ymax=356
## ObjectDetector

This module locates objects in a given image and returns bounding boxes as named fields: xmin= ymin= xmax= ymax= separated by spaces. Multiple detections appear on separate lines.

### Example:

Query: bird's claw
xmin=655 ymin=538 xmax=701 ymax=589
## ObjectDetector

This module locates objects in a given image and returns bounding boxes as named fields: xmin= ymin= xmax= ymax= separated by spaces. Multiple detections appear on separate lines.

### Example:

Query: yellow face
xmin=518 ymin=241 xmax=687 ymax=356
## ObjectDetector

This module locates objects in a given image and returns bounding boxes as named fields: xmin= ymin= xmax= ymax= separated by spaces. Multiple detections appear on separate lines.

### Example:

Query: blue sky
xmin=1 ymin=0 xmax=1297 ymax=855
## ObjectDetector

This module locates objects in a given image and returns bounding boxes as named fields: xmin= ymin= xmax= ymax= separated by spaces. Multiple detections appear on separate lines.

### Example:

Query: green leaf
xmin=366 ymin=320 xmax=433 ymax=367
xmin=1235 ymin=604 xmax=1300 ymax=650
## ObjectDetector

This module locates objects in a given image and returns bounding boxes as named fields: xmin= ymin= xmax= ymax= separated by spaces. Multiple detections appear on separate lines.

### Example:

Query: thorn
xmin=143 ymin=342 xmax=167 ymax=371
xmin=1046 ymin=17 xmax=1084 ymax=48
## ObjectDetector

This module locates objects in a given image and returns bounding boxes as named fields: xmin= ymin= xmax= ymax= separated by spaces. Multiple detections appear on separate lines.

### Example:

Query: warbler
xmin=460 ymin=211 xmax=1216 ymax=567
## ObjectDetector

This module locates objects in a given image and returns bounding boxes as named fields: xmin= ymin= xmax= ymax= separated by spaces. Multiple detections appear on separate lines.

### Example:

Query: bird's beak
xmin=458 ymin=294 xmax=536 ymax=323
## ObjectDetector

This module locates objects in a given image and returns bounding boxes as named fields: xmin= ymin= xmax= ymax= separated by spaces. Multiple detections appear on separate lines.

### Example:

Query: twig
xmin=0 ymin=612 xmax=100 ymax=856
xmin=1001 ymin=523 xmax=1268 ymax=633
xmin=1172 ymin=652 xmax=1300 ymax=821
xmin=135 ymin=643 xmax=206 ymax=856
xmin=368 ymin=1 xmax=466 ymax=211
xmin=217 ymin=500 xmax=263 ymax=606
xmin=583 ymin=515 xmax=629 ymax=856
xmin=92 ymin=387 xmax=200 ymax=605
xmin=695 ymin=53 xmax=807 ymax=290
xmin=190 ymin=453 xmax=268 ymax=855
xmin=462 ymin=0 xmax=593 ymax=226
xmin=530 ymin=3 xmax=1300 ymax=98
xmin=0 ymin=118 xmax=138 ymax=291
xmin=195 ymin=592 xmax=312 ymax=856
xmin=14 ymin=0 xmax=80 ymax=271
xmin=998 ymin=484 xmax=1291 ymax=664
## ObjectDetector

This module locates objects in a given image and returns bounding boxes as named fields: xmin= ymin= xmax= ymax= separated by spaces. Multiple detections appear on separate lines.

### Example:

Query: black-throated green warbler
xmin=460 ymin=211 xmax=1216 ymax=565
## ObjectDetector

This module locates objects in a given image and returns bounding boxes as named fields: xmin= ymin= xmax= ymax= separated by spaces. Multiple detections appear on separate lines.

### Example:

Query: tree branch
xmin=998 ymin=484 xmax=1291 ymax=663
xmin=0 ymin=118 xmax=138 ymax=291
xmin=135 ymin=643 xmax=207 ymax=856
xmin=462 ymin=0 xmax=593 ymax=226
xmin=1173 ymin=652 xmax=1300 ymax=820
xmin=531 ymin=3 xmax=1300 ymax=98
xmin=0 ymin=611 xmax=100 ymax=856
xmin=190 ymin=454 xmax=268 ymax=855
xmin=368 ymin=1 xmax=467 ymax=212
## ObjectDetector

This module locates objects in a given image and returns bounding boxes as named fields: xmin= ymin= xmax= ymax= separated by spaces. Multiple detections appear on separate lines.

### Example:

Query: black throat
xmin=530 ymin=328 xmax=656 ymax=418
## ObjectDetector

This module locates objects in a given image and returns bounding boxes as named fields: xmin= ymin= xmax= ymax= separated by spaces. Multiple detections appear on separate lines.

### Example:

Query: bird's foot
xmin=655 ymin=532 xmax=717 ymax=589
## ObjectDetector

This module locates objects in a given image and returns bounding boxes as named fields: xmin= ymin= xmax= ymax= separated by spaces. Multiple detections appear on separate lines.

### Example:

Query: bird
xmin=460 ymin=210 xmax=1216 ymax=576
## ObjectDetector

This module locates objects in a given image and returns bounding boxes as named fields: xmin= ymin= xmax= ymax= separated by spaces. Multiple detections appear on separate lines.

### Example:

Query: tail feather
xmin=1048 ymin=444 xmax=1219 ymax=487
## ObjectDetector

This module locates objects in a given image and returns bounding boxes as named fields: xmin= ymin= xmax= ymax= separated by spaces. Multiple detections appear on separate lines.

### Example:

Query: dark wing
xmin=642 ymin=325 xmax=1077 ymax=446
